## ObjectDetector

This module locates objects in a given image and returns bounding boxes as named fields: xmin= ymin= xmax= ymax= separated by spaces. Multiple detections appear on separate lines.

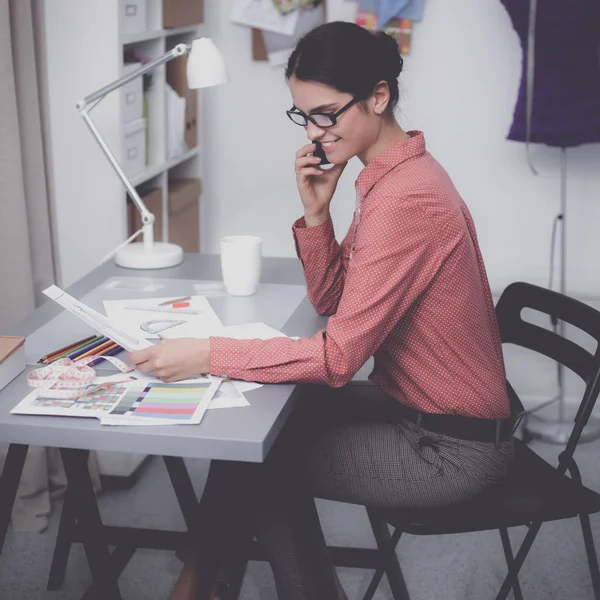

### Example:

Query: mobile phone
xmin=312 ymin=140 xmax=331 ymax=166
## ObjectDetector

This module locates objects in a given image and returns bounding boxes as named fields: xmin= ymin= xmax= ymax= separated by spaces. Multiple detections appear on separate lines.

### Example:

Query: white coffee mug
xmin=220 ymin=235 xmax=262 ymax=296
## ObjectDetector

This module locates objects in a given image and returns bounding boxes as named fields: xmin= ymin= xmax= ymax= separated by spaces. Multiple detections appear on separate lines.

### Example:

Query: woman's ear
xmin=371 ymin=80 xmax=391 ymax=115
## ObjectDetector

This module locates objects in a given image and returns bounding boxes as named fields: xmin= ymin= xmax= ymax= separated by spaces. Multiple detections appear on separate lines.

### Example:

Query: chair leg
xmin=579 ymin=512 xmax=600 ymax=599
xmin=495 ymin=522 xmax=542 ymax=600
xmin=47 ymin=484 xmax=77 ymax=590
xmin=561 ymin=455 xmax=600 ymax=599
xmin=361 ymin=528 xmax=402 ymax=600
xmin=365 ymin=508 xmax=410 ymax=600
xmin=498 ymin=528 xmax=524 ymax=600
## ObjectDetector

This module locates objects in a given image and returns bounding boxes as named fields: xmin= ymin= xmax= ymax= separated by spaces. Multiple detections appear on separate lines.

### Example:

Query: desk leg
xmin=162 ymin=456 xmax=198 ymax=528
xmin=60 ymin=448 xmax=122 ymax=600
xmin=0 ymin=443 xmax=28 ymax=556
xmin=47 ymin=482 xmax=76 ymax=590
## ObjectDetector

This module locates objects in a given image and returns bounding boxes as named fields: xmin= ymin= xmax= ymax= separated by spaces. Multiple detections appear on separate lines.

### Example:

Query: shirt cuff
xmin=292 ymin=214 xmax=335 ymax=260
xmin=209 ymin=336 xmax=253 ymax=380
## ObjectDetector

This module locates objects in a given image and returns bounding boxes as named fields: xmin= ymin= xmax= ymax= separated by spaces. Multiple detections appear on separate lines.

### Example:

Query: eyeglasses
xmin=286 ymin=97 xmax=360 ymax=128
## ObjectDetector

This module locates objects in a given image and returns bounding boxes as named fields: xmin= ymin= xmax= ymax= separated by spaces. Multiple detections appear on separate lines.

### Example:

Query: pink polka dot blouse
xmin=210 ymin=131 xmax=511 ymax=419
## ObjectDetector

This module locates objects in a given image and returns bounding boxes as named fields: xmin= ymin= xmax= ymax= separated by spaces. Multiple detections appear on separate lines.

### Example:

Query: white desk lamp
xmin=77 ymin=38 xmax=227 ymax=269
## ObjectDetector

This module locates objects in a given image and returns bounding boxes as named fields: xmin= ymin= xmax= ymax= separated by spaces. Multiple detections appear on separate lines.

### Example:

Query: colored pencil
xmin=88 ymin=344 xmax=123 ymax=367
xmin=43 ymin=335 xmax=104 ymax=364
xmin=76 ymin=339 xmax=115 ymax=361
xmin=39 ymin=334 xmax=98 ymax=363
xmin=67 ymin=336 xmax=109 ymax=361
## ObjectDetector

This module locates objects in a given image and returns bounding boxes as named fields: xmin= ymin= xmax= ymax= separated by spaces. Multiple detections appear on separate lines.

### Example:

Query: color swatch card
xmin=11 ymin=374 xmax=138 ymax=418
xmin=12 ymin=373 xmax=221 ymax=427
xmin=100 ymin=378 xmax=221 ymax=427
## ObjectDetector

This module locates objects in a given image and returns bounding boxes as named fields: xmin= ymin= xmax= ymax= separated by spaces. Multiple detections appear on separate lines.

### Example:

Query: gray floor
xmin=0 ymin=433 xmax=598 ymax=600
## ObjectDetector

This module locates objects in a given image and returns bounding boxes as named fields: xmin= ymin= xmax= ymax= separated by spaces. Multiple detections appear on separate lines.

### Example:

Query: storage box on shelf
xmin=122 ymin=117 xmax=147 ymax=178
xmin=119 ymin=0 xmax=147 ymax=34
xmin=163 ymin=0 xmax=204 ymax=28
xmin=121 ymin=62 xmax=144 ymax=123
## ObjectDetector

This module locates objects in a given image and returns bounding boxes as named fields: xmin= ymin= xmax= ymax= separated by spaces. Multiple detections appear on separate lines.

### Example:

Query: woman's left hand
xmin=128 ymin=338 xmax=210 ymax=382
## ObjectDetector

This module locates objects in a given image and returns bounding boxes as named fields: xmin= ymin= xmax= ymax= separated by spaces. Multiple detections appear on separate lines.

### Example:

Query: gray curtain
xmin=0 ymin=0 xmax=55 ymax=318
xmin=0 ymin=0 xmax=100 ymax=533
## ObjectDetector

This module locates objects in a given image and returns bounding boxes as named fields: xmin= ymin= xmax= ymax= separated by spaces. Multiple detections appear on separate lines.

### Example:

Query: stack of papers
xmin=34 ymin=288 xmax=299 ymax=426
xmin=11 ymin=371 xmax=260 ymax=427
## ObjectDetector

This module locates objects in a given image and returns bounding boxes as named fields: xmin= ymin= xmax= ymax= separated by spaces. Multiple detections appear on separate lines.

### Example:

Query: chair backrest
xmin=495 ymin=282 xmax=600 ymax=464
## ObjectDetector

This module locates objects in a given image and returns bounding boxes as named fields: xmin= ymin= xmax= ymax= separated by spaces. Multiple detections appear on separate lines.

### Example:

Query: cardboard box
xmin=168 ymin=179 xmax=202 ymax=252
xmin=163 ymin=0 xmax=204 ymax=28
xmin=166 ymin=54 xmax=198 ymax=149
xmin=129 ymin=181 xmax=201 ymax=252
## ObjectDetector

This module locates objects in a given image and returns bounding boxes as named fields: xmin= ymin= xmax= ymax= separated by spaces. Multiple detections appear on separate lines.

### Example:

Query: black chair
xmin=349 ymin=282 xmax=600 ymax=600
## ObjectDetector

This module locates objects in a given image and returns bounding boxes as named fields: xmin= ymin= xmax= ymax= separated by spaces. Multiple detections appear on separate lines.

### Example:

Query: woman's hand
xmin=128 ymin=338 xmax=210 ymax=383
xmin=295 ymin=143 xmax=347 ymax=226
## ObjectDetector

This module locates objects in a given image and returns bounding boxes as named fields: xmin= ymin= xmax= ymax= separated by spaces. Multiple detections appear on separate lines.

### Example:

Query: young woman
xmin=130 ymin=21 xmax=516 ymax=600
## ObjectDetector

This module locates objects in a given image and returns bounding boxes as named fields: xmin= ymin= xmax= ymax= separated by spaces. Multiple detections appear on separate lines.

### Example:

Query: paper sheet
xmin=210 ymin=379 xmax=251 ymax=409
xmin=263 ymin=4 xmax=326 ymax=67
xmin=231 ymin=0 xmax=299 ymax=35
xmin=166 ymin=83 xmax=188 ymax=159
xmin=129 ymin=370 xmax=251 ymax=410
xmin=103 ymin=295 xmax=224 ymax=343
xmin=99 ymin=378 xmax=221 ymax=426
xmin=42 ymin=286 xmax=152 ymax=352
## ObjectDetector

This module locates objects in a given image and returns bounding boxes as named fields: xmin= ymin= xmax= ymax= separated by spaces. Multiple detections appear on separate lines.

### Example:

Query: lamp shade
xmin=186 ymin=38 xmax=228 ymax=89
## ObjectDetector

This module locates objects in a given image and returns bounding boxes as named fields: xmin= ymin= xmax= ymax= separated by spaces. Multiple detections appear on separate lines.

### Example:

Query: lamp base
xmin=115 ymin=242 xmax=183 ymax=269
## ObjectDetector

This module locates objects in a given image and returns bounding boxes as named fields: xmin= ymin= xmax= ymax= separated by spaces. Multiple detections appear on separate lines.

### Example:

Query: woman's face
xmin=288 ymin=76 xmax=381 ymax=165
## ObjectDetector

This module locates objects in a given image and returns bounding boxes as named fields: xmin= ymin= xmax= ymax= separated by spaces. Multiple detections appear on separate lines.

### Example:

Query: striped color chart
xmin=111 ymin=382 xmax=211 ymax=421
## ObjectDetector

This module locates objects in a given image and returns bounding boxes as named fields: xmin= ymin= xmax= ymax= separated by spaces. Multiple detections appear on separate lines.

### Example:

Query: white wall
xmin=200 ymin=0 xmax=600 ymax=298
xmin=44 ymin=2 xmax=123 ymax=288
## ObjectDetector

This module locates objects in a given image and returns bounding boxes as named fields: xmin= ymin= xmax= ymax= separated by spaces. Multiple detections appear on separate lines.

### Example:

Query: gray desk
xmin=1 ymin=254 xmax=327 ymax=462
xmin=0 ymin=254 xmax=329 ymax=599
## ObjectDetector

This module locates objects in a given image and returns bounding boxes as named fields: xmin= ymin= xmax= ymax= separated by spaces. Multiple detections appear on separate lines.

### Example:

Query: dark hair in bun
xmin=286 ymin=21 xmax=403 ymax=115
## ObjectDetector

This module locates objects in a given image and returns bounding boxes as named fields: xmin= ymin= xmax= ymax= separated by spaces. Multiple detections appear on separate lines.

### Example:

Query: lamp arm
xmin=79 ymin=108 xmax=153 ymax=230
xmin=75 ymin=42 xmax=191 ymax=251
xmin=77 ymin=43 xmax=191 ymax=110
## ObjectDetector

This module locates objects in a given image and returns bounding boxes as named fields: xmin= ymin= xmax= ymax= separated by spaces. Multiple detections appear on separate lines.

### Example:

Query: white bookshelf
xmin=43 ymin=0 xmax=205 ymax=287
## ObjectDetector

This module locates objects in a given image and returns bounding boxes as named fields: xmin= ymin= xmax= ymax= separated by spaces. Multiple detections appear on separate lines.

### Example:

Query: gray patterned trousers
xmin=181 ymin=382 xmax=515 ymax=599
